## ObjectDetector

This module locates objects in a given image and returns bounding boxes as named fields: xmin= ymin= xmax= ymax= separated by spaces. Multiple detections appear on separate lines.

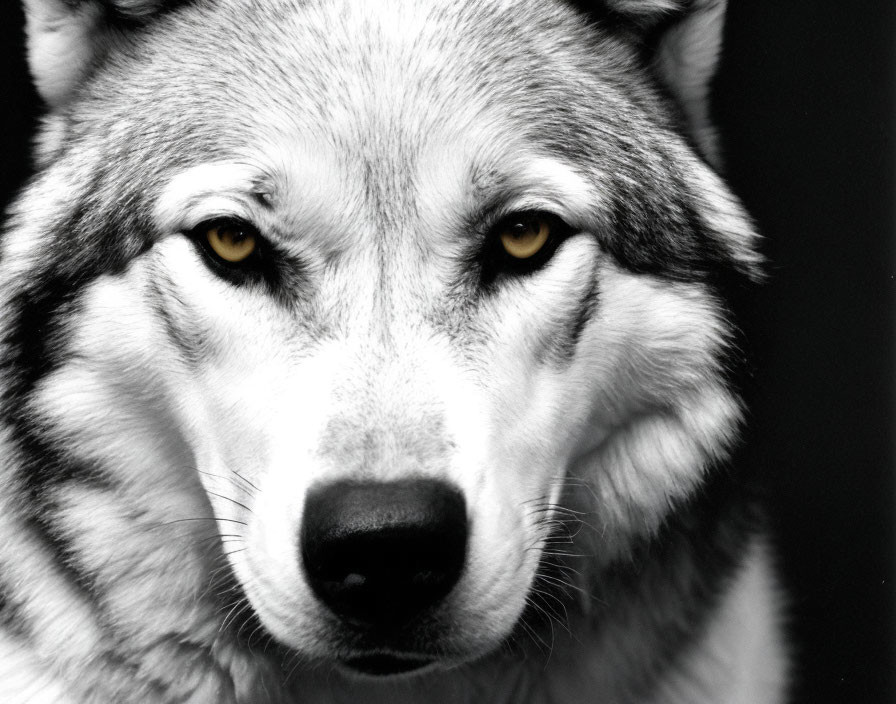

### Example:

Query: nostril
xmin=300 ymin=479 xmax=467 ymax=628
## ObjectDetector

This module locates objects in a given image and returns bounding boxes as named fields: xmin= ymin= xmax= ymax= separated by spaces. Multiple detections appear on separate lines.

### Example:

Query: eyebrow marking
xmin=466 ymin=154 xmax=603 ymax=228
xmin=514 ymin=156 xmax=598 ymax=213
xmin=153 ymin=163 xmax=270 ymax=233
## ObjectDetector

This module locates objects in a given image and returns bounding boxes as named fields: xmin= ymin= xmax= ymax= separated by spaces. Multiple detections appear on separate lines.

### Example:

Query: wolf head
xmin=5 ymin=0 xmax=759 ymax=682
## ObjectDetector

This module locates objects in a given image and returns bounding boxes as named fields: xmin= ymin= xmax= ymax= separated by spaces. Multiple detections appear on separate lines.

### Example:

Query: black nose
xmin=300 ymin=479 xmax=467 ymax=628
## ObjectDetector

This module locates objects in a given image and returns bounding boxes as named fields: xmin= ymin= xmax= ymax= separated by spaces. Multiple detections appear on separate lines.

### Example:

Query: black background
xmin=714 ymin=4 xmax=895 ymax=703
xmin=0 ymin=2 xmax=893 ymax=703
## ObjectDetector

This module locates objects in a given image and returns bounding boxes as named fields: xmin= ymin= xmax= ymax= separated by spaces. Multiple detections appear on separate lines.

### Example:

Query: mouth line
xmin=342 ymin=653 xmax=435 ymax=677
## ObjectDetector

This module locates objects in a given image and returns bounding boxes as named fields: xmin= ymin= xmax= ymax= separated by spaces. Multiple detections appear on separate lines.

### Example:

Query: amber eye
xmin=206 ymin=223 xmax=257 ymax=263
xmin=498 ymin=215 xmax=551 ymax=259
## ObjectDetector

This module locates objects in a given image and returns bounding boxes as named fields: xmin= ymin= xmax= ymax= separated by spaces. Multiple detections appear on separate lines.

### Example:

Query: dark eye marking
xmin=478 ymin=210 xmax=576 ymax=287
xmin=185 ymin=217 xmax=274 ymax=287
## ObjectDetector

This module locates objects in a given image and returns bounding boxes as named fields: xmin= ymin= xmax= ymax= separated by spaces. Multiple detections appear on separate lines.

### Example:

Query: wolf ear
xmin=599 ymin=0 xmax=728 ymax=165
xmin=22 ymin=0 xmax=179 ymax=108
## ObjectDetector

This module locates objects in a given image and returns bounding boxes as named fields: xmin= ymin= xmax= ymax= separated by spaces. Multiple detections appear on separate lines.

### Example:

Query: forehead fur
xmin=67 ymin=0 xmax=666 ymax=175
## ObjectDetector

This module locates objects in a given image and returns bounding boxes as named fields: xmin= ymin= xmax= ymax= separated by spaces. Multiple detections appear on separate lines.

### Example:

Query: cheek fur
xmin=558 ymin=265 xmax=741 ymax=550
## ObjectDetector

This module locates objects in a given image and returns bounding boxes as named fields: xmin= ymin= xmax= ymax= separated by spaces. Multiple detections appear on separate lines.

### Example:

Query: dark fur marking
xmin=600 ymin=178 xmax=739 ymax=285
xmin=92 ymin=0 xmax=190 ymax=23
xmin=0 ymin=587 xmax=13 ymax=636
xmin=0 ymin=184 xmax=155 ymax=599
xmin=526 ymin=249 xmax=601 ymax=367
xmin=146 ymin=271 xmax=204 ymax=366
xmin=545 ymin=254 xmax=601 ymax=366
xmin=184 ymin=221 xmax=310 ymax=304
xmin=2 ymin=253 xmax=149 ymax=489
xmin=564 ymin=0 xmax=690 ymax=45
xmin=532 ymin=114 xmax=742 ymax=290
xmin=0 ymin=583 xmax=29 ymax=641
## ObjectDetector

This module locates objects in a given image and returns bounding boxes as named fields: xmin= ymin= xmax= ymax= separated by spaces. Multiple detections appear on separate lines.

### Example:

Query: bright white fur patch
xmin=0 ymin=630 xmax=71 ymax=704
xmin=513 ymin=156 xmax=602 ymax=217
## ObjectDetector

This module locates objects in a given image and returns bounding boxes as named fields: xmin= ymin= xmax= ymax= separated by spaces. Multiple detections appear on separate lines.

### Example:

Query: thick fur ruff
xmin=1 ymin=0 xmax=787 ymax=702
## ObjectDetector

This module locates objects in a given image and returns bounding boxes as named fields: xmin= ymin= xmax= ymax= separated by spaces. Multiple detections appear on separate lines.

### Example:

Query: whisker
xmin=219 ymin=597 xmax=253 ymax=634
xmin=530 ymin=586 xmax=571 ymax=635
xmin=232 ymin=468 xmax=260 ymax=492
xmin=525 ymin=597 xmax=559 ymax=661
xmin=198 ymin=469 xmax=257 ymax=498
xmin=517 ymin=606 xmax=552 ymax=655
xmin=536 ymin=572 xmax=589 ymax=598
xmin=159 ymin=517 xmax=249 ymax=527
xmin=205 ymin=490 xmax=254 ymax=515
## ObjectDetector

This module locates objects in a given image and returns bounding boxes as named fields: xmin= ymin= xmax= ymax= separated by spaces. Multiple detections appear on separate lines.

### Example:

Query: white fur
xmin=0 ymin=631 xmax=71 ymax=704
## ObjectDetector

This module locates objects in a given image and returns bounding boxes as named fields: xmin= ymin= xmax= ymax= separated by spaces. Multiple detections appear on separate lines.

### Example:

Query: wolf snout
xmin=300 ymin=479 xmax=467 ymax=628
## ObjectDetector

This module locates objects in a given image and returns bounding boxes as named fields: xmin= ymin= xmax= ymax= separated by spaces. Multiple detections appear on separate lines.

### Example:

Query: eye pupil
xmin=217 ymin=226 xmax=245 ymax=244
xmin=509 ymin=222 xmax=530 ymax=237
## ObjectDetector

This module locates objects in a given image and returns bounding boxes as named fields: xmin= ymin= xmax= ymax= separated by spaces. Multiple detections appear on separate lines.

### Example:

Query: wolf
xmin=0 ymin=0 xmax=787 ymax=702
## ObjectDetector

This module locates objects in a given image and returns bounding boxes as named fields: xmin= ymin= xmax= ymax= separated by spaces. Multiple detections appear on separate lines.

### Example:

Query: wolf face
xmin=1 ymin=0 xmax=781 ymax=700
